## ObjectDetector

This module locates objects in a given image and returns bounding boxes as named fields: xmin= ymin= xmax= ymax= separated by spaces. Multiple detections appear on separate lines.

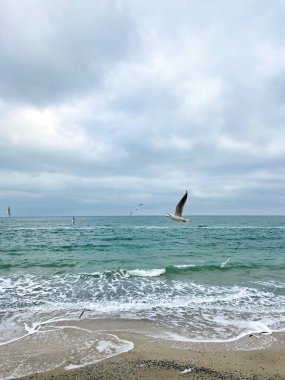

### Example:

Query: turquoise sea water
xmin=0 ymin=215 xmax=285 ymax=374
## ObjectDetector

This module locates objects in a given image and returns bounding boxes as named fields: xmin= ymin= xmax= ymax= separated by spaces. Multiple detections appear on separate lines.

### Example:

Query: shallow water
xmin=0 ymin=216 xmax=285 ymax=377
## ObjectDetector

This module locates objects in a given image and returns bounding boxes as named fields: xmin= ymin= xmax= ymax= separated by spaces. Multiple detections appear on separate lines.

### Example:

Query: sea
xmin=0 ymin=215 xmax=285 ymax=378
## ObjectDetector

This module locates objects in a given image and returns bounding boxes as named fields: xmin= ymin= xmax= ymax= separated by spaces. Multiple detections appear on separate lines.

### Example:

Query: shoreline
xmin=1 ymin=325 xmax=284 ymax=380
xmin=18 ymin=336 xmax=285 ymax=380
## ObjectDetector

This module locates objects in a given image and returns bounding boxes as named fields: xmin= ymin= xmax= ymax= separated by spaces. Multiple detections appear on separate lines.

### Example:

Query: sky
xmin=0 ymin=0 xmax=285 ymax=216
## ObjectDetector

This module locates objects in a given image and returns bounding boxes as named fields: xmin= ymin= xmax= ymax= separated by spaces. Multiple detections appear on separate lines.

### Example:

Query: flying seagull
xmin=220 ymin=256 xmax=230 ymax=268
xmin=129 ymin=203 xmax=144 ymax=215
xmin=166 ymin=191 xmax=188 ymax=222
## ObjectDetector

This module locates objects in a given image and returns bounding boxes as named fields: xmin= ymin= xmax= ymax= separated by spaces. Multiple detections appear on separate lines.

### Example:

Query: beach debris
xmin=79 ymin=308 xmax=92 ymax=319
xmin=248 ymin=334 xmax=259 ymax=339
xmin=249 ymin=331 xmax=271 ymax=338
xmin=181 ymin=367 xmax=192 ymax=374
xmin=79 ymin=309 xmax=85 ymax=319
xmin=166 ymin=191 xmax=189 ymax=222
xmin=220 ymin=256 xmax=230 ymax=268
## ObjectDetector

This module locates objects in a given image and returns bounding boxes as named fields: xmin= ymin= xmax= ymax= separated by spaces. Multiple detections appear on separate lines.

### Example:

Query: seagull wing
xmin=175 ymin=191 xmax=188 ymax=216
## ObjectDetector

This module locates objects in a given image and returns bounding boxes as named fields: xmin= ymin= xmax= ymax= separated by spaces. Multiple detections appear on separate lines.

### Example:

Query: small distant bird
xmin=166 ymin=191 xmax=188 ymax=222
xmin=129 ymin=203 xmax=144 ymax=216
xmin=220 ymin=257 xmax=230 ymax=268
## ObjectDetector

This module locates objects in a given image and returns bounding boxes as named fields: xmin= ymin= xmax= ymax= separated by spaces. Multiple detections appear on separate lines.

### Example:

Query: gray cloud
xmin=0 ymin=0 xmax=137 ymax=104
xmin=0 ymin=0 xmax=285 ymax=216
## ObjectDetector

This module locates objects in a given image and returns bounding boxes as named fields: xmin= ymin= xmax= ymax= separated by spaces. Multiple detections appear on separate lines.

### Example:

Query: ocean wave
xmin=252 ymin=280 xmax=285 ymax=289
xmin=128 ymin=268 xmax=165 ymax=277
xmin=0 ymin=272 xmax=284 ymax=359
xmin=173 ymin=264 xmax=196 ymax=268
xmin=1 ymin=215 xmax=284 ymax=370
xmin=133 ymin=226 xmax=169 ymax=230
xmin=1 ymin=271 xmax=284 ymax=314
xmin=191 ymin=226 xmax=285 ymax=230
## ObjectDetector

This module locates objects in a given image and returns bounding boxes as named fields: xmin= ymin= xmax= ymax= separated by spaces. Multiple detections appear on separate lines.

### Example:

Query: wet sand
xmin=16 ymin=331 xmax=285 ymax=380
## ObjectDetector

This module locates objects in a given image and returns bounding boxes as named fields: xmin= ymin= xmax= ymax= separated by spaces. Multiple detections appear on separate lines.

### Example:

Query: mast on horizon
xmin=7 ymin=205 xmax=11 ymax=217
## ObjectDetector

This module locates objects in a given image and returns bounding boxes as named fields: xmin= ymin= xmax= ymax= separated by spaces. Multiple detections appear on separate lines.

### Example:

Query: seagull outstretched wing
xmin=175 ymin=191 xmax=188 ymax=217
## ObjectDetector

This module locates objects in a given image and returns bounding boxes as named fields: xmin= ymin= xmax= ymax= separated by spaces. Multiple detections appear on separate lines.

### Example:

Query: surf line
xmin=78 ymin=267 xmax=122 ymax=319
xmin=108 ymin=267 xmax=121 ymax=282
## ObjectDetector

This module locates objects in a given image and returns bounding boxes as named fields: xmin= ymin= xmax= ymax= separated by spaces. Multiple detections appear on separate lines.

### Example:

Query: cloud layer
xmin=1 ymin=0 xmax=285 ymax=215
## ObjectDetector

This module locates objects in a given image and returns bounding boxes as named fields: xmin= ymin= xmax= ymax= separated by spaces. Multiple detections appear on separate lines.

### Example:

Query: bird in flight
xmin=129 ymin=203 xmax=144 ymax=216
xmin=166 ymin=191 xmax=188 ymax=222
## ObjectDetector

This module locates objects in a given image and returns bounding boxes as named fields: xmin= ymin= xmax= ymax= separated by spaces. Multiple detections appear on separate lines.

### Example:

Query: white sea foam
xmin=128 ymin=268 xmax=165 ymax=277
xmin=134 ymin=226 xmax=169 ymax=230
xmin=64 ymin=335 xmax=134 ymax=370
xmin=1 ymin=271 xmax=285 ymax=350
xmin=187 ymin=226 xmax=285 ymax=230
xmin=0 ymin=325 xmax=134 ymax=379
xmin=24 ymin=322 xmax=41 ymax=334
xmin=253 ymin=280 xmax=285 ymax=289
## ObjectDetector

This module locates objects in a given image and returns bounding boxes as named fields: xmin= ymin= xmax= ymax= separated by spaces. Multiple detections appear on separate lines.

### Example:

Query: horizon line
xmin=0 ymin=214 xmax=284 ymax=218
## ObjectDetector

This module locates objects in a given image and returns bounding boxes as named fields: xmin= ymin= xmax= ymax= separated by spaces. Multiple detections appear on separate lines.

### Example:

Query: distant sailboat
xmin=72 ymin=216 xmax=75 ymax=225
xmin=7 ymin=205 xmax=11 ymax=217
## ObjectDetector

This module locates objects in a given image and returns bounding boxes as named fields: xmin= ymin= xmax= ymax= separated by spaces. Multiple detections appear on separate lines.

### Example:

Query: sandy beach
xmin=4 ymin=323 xmax=284 ymax=380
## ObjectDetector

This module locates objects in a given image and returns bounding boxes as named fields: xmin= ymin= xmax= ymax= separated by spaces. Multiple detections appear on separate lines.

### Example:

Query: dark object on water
xmin=249 ymin=331 xmax=271 ymax=338
xmin=79 ymin=309 xmax=85 ymax=319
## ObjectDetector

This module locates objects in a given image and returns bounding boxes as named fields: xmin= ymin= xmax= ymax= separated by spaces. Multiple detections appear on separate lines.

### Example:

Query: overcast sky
xmin=0 ymin=0 xmax=284 ymax=216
